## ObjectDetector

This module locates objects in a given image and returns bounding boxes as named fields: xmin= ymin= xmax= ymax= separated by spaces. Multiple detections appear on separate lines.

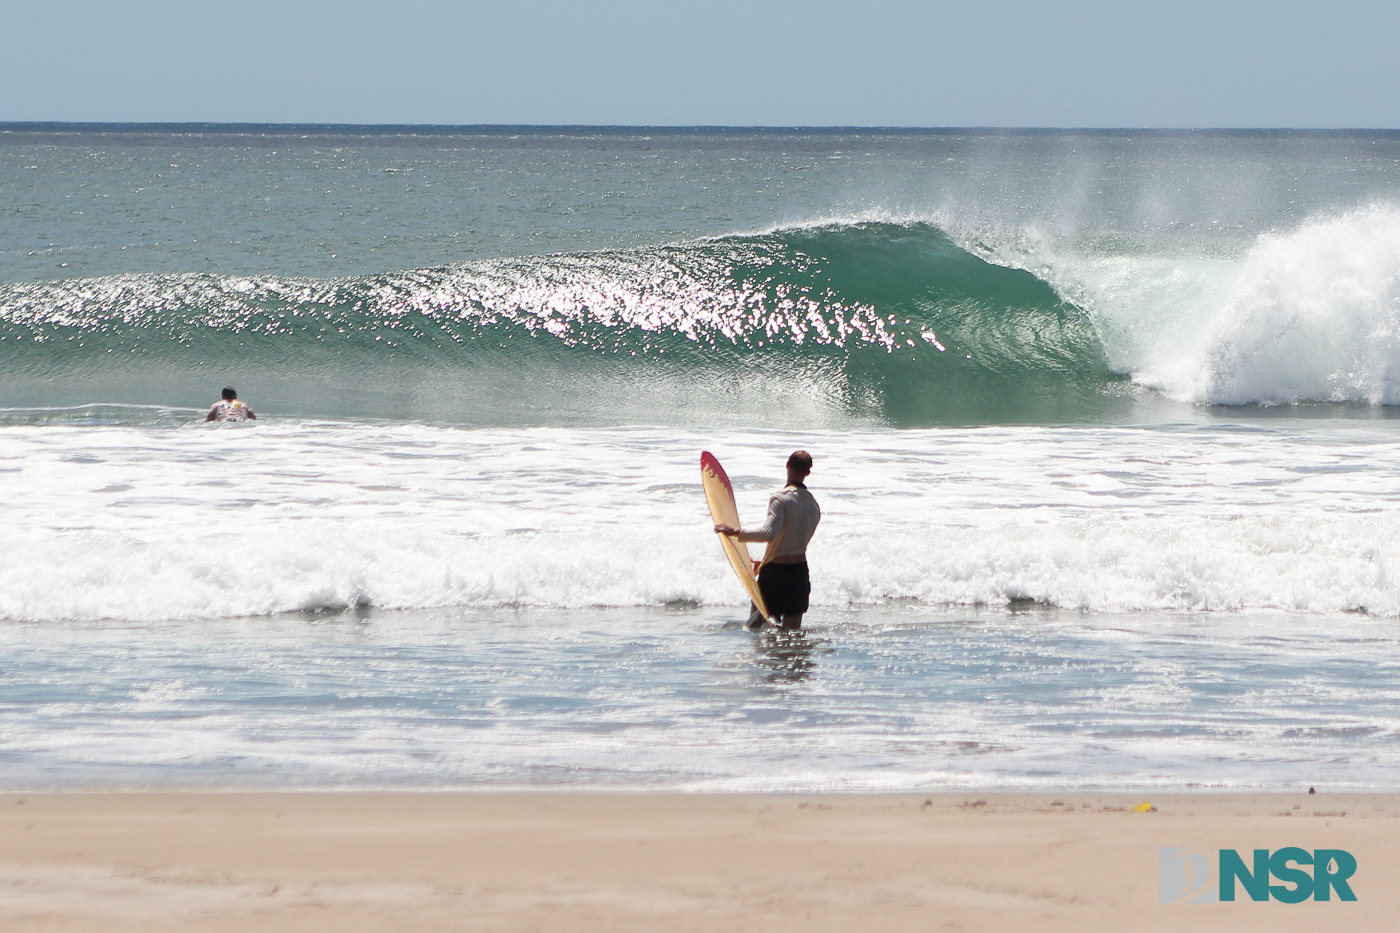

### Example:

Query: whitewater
xmin=6 ymin=125 xmax=1400 ymax=791
xmin=5 ymin=419 xmax=1400 ymax=622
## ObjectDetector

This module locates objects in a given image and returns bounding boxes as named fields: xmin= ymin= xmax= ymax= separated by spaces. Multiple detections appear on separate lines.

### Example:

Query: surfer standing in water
xmin=715 ymin=450 xmax=821 ymax=631
xmin=205 ymin=387 xmax=257 ymax=422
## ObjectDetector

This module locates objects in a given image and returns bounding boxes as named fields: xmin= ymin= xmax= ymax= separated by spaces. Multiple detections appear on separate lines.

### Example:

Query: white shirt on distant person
xmin=207 ymin=399 xmax=254 ymax=422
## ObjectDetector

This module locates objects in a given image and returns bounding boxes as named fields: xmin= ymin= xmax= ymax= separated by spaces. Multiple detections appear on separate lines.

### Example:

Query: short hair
xmin=221 ymin=387 xmax=237 ymax=400
xmin=787 ymin=450 xmax=813 ymax=475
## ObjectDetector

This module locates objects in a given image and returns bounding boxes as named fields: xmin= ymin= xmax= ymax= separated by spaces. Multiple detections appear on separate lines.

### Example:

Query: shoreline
xmin=2 ymin=791 xmax=1393 ymax=931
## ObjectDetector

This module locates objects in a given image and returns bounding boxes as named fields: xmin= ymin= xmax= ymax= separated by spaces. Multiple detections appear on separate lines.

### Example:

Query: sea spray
xmin=1017 ymin=204 xmax=1400 ymax=407
xmin=1145 ymin=205 xmax=1400 ymax=404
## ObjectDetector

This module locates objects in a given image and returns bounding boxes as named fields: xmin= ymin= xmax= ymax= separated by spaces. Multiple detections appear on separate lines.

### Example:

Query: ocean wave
xmin=10 ymin=209 xmax=1400 ymax=423
xmin=1140 ymin=205 xmax=1400 ymax=405
xmin=4 ymin=420 xmax=1400 ymax=625
xmin=0 ymin=222 xmax=1116 ymax=425
xmin=4 ymin=494 xmax=1398 ymax=623
xmin=5 ymin=512 xmax=1394 ymax=622
xmin=1031 ymin=204 xmax=1400 ymax=408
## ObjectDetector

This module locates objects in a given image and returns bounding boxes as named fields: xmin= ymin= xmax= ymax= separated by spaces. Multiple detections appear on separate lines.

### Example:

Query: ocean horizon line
xmin=3 ymin=121 xmax=1400 ymax=137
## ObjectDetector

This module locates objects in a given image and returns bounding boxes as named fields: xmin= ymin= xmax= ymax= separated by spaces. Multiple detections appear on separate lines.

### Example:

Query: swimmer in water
xmin=205 ymin=387 xmax=257 ymax=422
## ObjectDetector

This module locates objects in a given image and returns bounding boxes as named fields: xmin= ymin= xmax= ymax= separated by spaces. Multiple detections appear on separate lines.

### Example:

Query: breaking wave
xmin=7 ymin=208 xmax=1400 ymax=424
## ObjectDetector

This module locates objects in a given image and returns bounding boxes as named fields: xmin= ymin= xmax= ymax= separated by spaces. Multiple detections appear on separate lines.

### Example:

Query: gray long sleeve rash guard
xmin=737 ymin=484 xmax=821 ymax=562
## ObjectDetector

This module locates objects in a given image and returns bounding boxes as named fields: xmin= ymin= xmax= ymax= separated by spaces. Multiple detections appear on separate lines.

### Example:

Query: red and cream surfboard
xmin=700 ymin=451 xmax=770 ymax=622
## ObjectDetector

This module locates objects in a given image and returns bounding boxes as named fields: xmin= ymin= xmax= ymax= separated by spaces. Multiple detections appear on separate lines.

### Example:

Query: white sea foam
xmin=5 ymin=420 xmax=1400 ymax=623
xmin=1011 ymin=204 xmax=1400 ymax=407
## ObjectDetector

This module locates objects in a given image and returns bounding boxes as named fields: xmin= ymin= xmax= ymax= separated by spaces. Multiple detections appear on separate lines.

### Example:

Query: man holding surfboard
xmin=713 ymin=450 xmax=821 ymax=631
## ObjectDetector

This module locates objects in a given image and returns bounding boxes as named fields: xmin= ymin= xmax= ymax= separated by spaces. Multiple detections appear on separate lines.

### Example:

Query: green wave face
xmin=762 ymin=223 xmax=1124 ymax=423
xmin=0 ymin=222 xmax=1124 ymax=426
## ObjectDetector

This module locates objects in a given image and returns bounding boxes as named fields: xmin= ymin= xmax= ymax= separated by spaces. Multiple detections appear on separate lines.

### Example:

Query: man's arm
xmin=716 ymin=495 xmax=784 ymax=542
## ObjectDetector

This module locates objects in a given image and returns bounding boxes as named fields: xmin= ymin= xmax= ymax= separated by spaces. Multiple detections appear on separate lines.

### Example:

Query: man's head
xmin=786 ymin=450 xmax=812 ymax=482
xmin=221 ymin=387 xmax=237 ymax=400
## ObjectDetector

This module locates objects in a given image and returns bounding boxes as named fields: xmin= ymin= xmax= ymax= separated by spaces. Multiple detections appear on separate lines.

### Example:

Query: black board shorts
xmin=758 ymin=561 xmax=810 ymax=617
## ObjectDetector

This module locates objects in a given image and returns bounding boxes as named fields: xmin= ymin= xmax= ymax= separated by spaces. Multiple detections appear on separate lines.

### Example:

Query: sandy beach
xmin=0 ymin=791 xmax=1389 ymax=931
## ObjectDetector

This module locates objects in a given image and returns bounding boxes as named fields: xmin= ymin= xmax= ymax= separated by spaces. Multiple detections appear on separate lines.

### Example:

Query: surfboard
xmin=700 ymin=451 xmax=771 ymax=625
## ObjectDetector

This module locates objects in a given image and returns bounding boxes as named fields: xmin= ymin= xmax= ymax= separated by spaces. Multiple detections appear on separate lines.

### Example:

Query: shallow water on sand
xmin=2 ymin=604 xmax=1398 ymax=792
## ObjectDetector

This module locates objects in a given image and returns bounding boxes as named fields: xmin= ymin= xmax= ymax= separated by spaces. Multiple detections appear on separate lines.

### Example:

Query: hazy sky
xmin=3 ymin=0 xmax=1397 ymax=127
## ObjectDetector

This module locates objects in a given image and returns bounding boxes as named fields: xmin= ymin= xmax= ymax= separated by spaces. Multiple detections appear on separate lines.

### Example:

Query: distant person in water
xmin=715 ymin=450 xmax=821 ymax=631
xmin=205 ymin=387 xmax=257 ymax=422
